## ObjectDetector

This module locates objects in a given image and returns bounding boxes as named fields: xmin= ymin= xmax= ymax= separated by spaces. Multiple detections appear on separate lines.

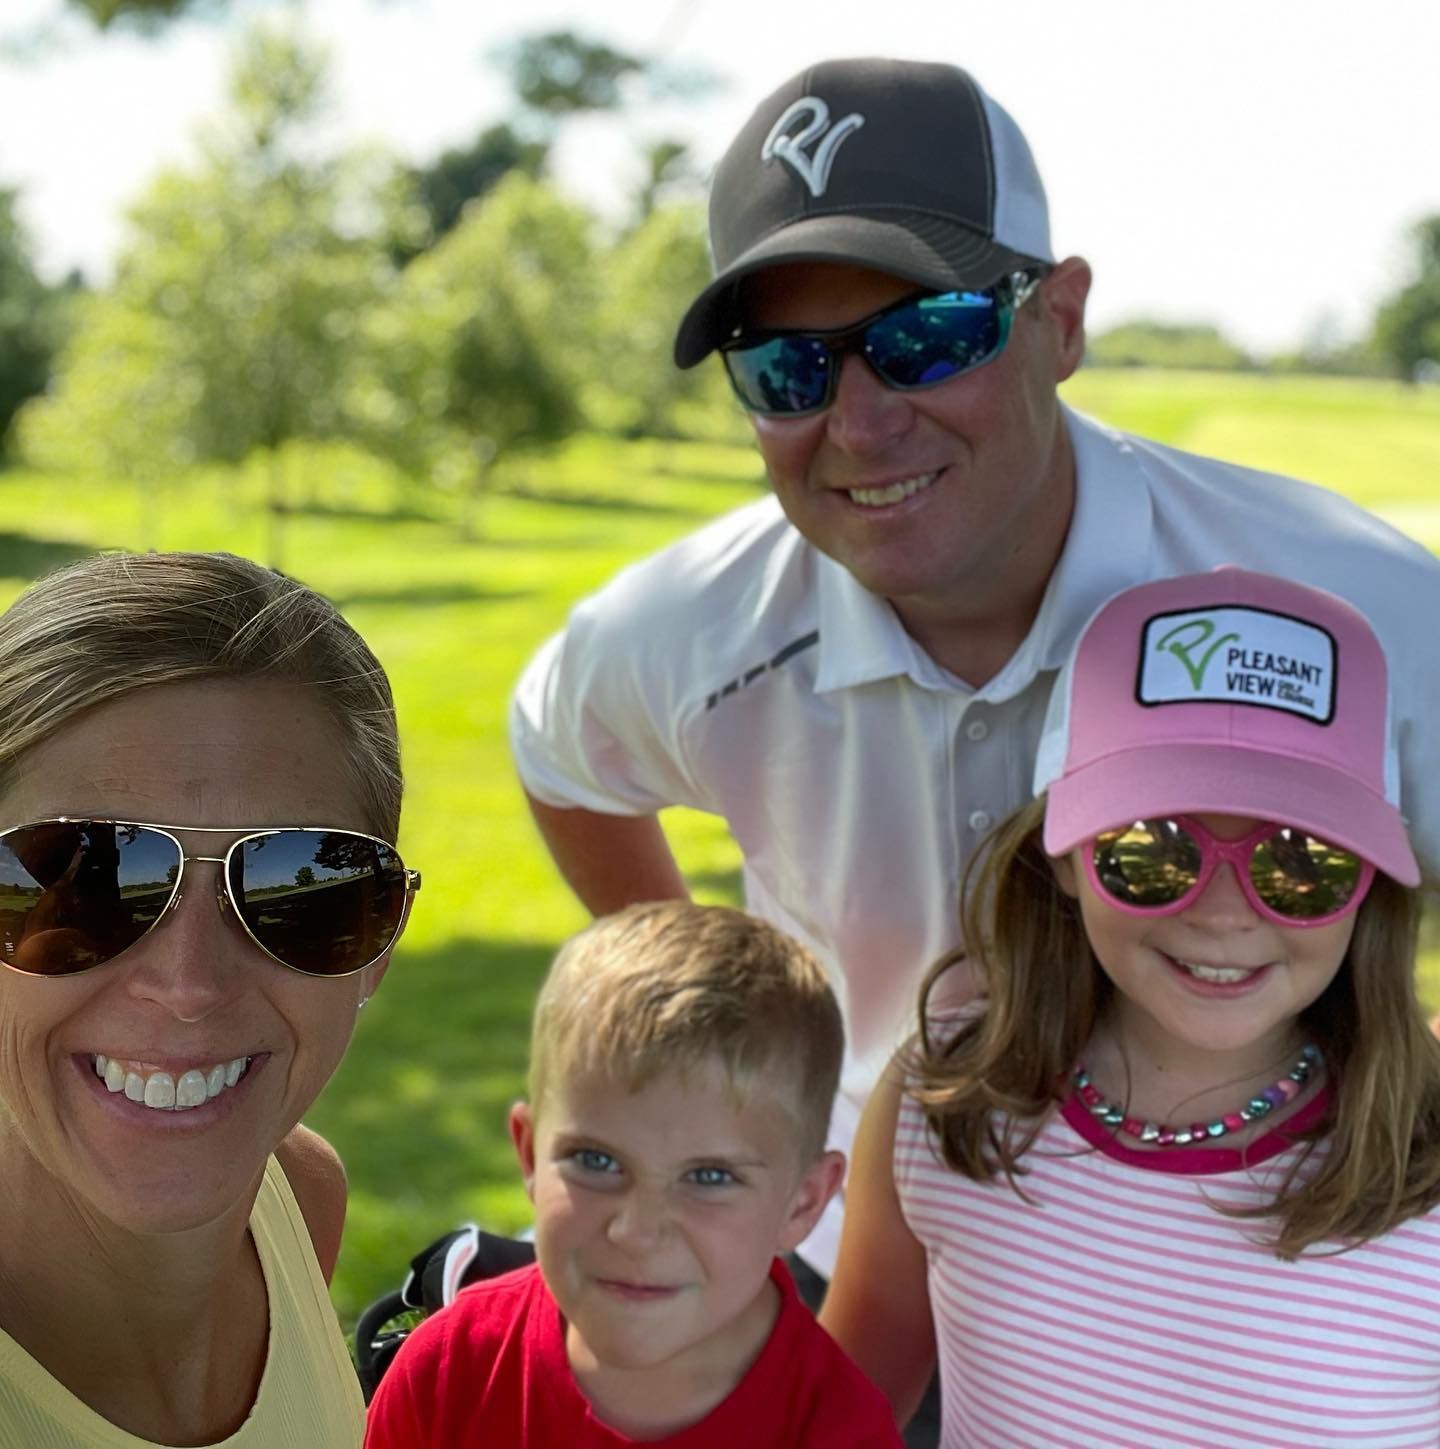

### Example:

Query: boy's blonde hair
xmin=529 ymin=901 xmax=843 ymax=1160
xmin=910 ymin=797 xmax=1440 ymax=1258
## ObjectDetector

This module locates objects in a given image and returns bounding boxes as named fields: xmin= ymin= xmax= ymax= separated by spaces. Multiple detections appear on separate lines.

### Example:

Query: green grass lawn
xmin=0 ymin=367 xmax=1435 ymax=1329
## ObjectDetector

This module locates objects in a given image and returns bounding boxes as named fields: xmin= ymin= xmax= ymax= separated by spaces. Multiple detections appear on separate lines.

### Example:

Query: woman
xmin=0 ymin=551 xmax=419 ymax=1447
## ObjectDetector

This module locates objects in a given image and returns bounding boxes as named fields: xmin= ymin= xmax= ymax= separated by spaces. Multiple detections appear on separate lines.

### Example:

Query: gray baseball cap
xmin=674 ymin=57 xmax=1055 ymax=368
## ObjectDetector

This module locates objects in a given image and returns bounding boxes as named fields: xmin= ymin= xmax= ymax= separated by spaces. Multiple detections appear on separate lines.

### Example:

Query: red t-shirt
xmin=364 ymin=1259 xmax=901 ymax=1448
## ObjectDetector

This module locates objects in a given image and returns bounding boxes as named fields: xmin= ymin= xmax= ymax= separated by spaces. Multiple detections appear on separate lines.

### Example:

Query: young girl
xmin=822 ymin=567 xmax=1440 ymax=1449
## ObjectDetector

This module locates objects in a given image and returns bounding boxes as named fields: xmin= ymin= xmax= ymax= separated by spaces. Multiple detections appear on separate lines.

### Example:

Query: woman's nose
xmin=120 ymin=862 xmax=247 ymax=1021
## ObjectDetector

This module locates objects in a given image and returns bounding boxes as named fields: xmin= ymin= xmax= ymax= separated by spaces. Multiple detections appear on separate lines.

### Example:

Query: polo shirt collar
xmin=811 ymin=406 xmax=1156 ymax=698
xmin=983 ymin=406 xmax=1156 ymax=700
xmin=813 ymin=551 xmax=936 ymax=691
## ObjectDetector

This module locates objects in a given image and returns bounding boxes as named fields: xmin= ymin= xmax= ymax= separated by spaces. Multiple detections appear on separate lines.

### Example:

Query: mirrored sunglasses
xmin=720 ymin=269 xmax=1047 ymax=418
xmin=0 ymin=819 xmax=420 ymax=978
xmin=1086 ymin=816 xmax=1373 ymax=928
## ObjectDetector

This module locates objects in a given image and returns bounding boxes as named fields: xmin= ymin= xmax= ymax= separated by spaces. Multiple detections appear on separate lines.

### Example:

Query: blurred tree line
xmin=65 ymin=0 xmax=199 ymax=26
xmin=3 ymin=10 xmax=1439 ymax=540
xmin=1085 ymin=230 xmax=1440 ymax=380
xmin=1086 ymin=322 xmax=1257 ymax=373
xmin=3 ymin=21 xmax=735 ymax=555
xmin=0 ymin=190 xmax=70 ymax=450
xmin=1374 ymin=217 xmax=1440 ymax=382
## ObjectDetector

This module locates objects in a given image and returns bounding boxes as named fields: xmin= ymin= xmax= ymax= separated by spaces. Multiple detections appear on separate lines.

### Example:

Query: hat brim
xmin=1042 ymin=743 xmax=1421 ymax=888
xmin=673 ymin=212 xmax=1044 ymax=368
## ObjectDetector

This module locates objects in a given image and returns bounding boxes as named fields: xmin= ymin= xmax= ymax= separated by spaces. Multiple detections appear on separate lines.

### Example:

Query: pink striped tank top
xmin=894 ymin=1089 xmax=1440 ymax=1448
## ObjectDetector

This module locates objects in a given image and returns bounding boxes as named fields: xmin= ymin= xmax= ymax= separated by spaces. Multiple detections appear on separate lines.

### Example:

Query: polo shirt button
xmin=965 ymin=719 xmax=989 ymax=742
xmin=968 ymin=809 xmax=992 ymax=832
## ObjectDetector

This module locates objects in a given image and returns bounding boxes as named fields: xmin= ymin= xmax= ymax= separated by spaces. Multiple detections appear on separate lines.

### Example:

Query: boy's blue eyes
xmin=563 ymin=1149 xmax=738 ymax=1187
xmin=687 ymin=1164 xmax=736 ymax=1187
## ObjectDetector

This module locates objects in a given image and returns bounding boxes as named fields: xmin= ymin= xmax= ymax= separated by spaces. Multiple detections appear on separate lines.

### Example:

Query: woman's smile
xmin=76 ymin=1048 xmax=265 ymax=1123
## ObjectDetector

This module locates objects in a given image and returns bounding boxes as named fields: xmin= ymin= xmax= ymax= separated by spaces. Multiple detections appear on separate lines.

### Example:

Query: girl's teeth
xmin=92 ymin=1054 xmax=251 ymax=1112
xmin=1177 ymin=959 xmax=1256 ymax=984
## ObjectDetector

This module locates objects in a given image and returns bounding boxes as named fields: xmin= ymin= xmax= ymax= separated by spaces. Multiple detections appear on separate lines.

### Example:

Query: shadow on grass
xmin=649 ymin=464 xmax=769 ymax=489
xmin=496 ymin=482 xmax=713 ymax=521
xmin=334 ymin=582 xmax=534 ymax=609
xmin=466 ymin=531 xmax=639 ymax=553
xmin=0 ymin=532 xmax=96 ymax=581
xmin=283 ymin=500 xmax=445 ymax=526
xmin=309 ymin=935 xmax=550 ymax=1325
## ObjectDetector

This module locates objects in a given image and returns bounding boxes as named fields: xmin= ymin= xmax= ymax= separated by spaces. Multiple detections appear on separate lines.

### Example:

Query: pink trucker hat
xmin=1035 ymin=567 xmax=1420 ymax=886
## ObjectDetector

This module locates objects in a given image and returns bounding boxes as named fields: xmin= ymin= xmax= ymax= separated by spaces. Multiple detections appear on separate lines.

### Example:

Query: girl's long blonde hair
xmin=908 ymin=797 xmax=1440 ymax=1258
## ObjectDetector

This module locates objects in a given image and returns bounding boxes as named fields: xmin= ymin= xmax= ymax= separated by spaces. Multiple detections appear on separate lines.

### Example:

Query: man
xmin=511 ymin=56 xmax=1440 ymax=1283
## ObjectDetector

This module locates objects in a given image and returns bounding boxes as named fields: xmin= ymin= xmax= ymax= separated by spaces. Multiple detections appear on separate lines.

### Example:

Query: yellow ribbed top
xmin=0 ymin=1155 xmax=364 ymax=1449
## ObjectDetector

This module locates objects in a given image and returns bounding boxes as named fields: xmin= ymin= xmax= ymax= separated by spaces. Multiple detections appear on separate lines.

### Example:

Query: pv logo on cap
xmin=1138 ymin=606 xmax=1336 ymax=724
xmin=761 ymin=96 xmax=865 ymax=198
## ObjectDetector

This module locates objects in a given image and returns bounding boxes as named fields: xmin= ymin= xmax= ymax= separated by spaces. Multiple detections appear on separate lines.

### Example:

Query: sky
xmin=1 ymin=0 xmax=1437 ymax=355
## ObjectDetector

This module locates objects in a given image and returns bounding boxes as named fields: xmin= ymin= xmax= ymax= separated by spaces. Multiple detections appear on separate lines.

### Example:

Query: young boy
xmin=364 ymin=901 xmax=903 ymax=1447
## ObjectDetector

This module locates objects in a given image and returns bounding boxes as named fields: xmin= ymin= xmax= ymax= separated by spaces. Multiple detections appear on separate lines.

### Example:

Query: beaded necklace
xmin=1071 ymin=1044 xmax=1321 ymax=1148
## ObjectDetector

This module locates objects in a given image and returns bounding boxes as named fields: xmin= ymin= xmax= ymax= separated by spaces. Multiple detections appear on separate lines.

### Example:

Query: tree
xmin=1269 ymin=311 xmax=1385 ymax=378
xmin=402 ymin=31 xmax=643 ymax=253
xmin=1373 ymin=215 xmax=1440 ymax=379
xmin=497 ymin=31 xmax=645 ymax=118
xmin=632 ymin=139 xmax=696 ymax=223
xmin=20 ymin=23 xmax=413 ymax=560
xmin=354 ymin=173 xmax=593 ymax=537
xmin=407 ymin=123 xmax=548 ymax=250
xmin=0 ymin=188 xmax=64 ymax=457
xmin=1087 ymin=321 xmax=1254 ymax=372
xmin=396 ymin=30 xmax=717 ymax=255
xmin=587 ymin=202 xmax=737 ymax=440
xmin=17 ymin=293 xmax=194 ymax=542
xmin=496 ymin=29 xmax=719 ymax=119
xmin=64 ymin=0 xmax=220 ymax=28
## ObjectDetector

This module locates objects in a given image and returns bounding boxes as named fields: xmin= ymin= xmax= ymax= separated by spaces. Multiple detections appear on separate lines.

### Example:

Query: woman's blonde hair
xmin=909 ymin=797 xmax=1440 ymax=1258
xmin=0 ymin=551 xmax=402 ymax=839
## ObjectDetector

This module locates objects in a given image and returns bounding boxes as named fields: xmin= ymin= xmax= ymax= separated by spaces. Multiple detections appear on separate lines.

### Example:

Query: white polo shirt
xmin=511 ymin=405 xmax=1440 ymax=1272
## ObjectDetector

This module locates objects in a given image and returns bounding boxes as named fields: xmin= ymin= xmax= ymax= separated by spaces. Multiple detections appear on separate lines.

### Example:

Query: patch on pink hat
xmin=1138 ymin=605 xmax=1335 ymax=723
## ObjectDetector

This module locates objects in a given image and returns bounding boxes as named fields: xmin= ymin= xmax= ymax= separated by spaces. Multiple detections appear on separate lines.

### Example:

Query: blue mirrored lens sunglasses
xmin=720 ymin=268 xmax=1049 ymax=418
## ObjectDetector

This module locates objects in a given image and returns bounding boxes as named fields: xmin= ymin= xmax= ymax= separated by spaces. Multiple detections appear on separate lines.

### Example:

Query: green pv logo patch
xmin=1139 ymin=606 xmax=1336 ymax=723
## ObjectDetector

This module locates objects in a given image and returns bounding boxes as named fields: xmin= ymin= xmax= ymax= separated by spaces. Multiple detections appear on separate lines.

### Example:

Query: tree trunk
xmin=458 ymin=436 xmax=497 ymax=542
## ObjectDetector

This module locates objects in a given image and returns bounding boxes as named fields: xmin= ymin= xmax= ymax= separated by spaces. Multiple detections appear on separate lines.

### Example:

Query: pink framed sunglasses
xmin=1084 ymin=815 xmax=1374 ymax=928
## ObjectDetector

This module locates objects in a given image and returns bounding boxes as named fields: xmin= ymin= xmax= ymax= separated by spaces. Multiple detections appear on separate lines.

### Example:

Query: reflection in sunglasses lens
xmin=0 ymin=822 xmax=408 ymax=978
xmin=232 ymin=830 xmax=406 ymax=975
xmin=1094 ymin=820 xmax=1201 ymax=907
xmin=0 ymin=823 xmax=179 ymax=976
xmin=733 ymin=337 xmax=832 ymax=414
xmin=1250 ymin=829 xmax=1362 ymax=919
xmin=867 ymin=293 xmax=1000 ymax=387
xmin=1092 ymin=819 xmax=1366 ymax=922
xmin=726 ymin=284 xmax=1012 ymax=415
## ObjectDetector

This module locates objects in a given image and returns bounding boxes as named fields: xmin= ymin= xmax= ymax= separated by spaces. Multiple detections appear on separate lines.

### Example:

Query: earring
xmin=357 ymin=995 xmax=370 ymax=1013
